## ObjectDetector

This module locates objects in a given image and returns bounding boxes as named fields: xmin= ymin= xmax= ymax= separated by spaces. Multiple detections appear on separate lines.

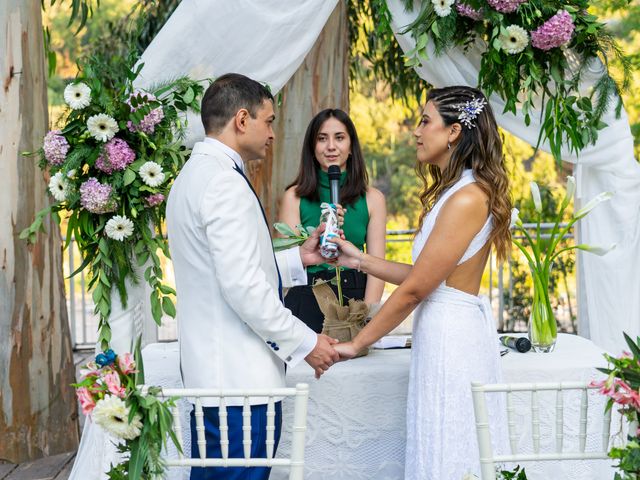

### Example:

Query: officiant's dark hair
xmin=287 ymin=109 xmax=369 ymax=207
xmin=201 ymin=73 xmax=274 ymax=134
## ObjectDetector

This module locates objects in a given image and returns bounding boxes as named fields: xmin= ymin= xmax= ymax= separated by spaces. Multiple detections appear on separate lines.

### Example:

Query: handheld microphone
xmin=499 ymin=335 xmax=531 ymax=353
xmin=327 ymin=165 xmax=341 ymax=205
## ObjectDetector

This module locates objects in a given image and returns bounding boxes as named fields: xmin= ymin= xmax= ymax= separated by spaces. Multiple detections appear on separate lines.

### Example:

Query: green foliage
xmin=399 ymin=0 xmax=632 ymax=164
xmin=347 ymin=0 xmax=429 ymax=106
xmin=594 ymin=334 xmax=640 ymax=478
xmin=498 ymin=465 xmax=528 ymax=479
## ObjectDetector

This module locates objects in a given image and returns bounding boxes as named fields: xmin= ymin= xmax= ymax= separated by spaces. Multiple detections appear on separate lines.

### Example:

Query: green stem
xmin=335 ymin=267 xmax=343 ymax=307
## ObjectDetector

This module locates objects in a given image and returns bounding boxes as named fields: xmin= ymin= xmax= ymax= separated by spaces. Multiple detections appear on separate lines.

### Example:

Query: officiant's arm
xmin=347 ymin=192 xmax=488 ymax=352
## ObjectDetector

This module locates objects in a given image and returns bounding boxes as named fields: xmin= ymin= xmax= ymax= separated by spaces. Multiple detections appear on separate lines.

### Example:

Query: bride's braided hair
xmin=416 ymin=86 xmax=512 ymax=263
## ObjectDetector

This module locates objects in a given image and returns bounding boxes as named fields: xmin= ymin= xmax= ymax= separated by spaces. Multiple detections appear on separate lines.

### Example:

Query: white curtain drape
xmin=134 ymin=0 xmax=639 ymax=353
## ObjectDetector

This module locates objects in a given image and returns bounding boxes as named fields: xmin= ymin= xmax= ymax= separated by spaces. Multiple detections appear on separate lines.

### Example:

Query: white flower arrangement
xmin=500 ymin=25 xmax=529 ymax=54
xmin=48 ymin=172 xmax=69 ymax=202
xmin=139 ymin=161 xmax=166 ymax=187
xmin=92 ymin=394 xmax=143 ymax=440
xmin=432 ymin=0 xmax=455 ymax=17
xmin=105 ymin=215 xmax=135 ymax=241
xmin=512 ymin=176 xmax=615 ymax=351
xmin=21 ymin=53 xmax=203 ymax=350
xmin=63 ymin=82 xmax=92 ymax=110
xmin=87 ymin=113 xmax=119 ymax=142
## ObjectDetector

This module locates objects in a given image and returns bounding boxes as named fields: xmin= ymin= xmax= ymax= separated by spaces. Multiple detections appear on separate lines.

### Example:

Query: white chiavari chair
xmin=147 ymin=383 xmax=309 ymax=480
xmin=471 ymin=381 xmax=613 ymax=480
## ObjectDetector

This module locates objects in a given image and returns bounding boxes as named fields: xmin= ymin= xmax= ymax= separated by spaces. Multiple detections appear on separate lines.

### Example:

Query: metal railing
xmin=64 ymin=223 xmax=575 ymax=350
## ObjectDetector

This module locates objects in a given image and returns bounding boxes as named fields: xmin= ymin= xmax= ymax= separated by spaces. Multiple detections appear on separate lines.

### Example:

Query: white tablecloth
xmin=143 ymin=334 xmax=620 ymax=480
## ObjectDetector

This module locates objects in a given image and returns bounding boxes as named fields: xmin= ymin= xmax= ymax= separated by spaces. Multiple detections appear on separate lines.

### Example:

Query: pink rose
xmin=117 ymin=352 xmax=137 ymax=375
xmin=76 ymin=387 xmax=96 ymax=415
xmin=103 ymin=371 xmax=126 ymax=398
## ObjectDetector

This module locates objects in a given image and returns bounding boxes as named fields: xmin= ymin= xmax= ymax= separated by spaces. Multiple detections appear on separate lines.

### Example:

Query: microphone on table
xmin=499 ymin=335 xmax=531 ymax=353
xmin=328 ymin=165 xmax=341 ymax=205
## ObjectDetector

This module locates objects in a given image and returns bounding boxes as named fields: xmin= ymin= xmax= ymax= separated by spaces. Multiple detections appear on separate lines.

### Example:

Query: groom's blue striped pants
xmin=189 ymin=402 xmax=283 ymax=480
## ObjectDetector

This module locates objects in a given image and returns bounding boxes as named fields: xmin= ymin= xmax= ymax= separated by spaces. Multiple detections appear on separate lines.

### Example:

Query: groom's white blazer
xmin=166 ymin=139 xmax=316 ymax=406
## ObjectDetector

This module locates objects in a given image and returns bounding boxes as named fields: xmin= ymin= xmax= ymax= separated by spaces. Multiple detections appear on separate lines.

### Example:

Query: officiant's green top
xmin=300 ymin=168 xmax=369 ymax=274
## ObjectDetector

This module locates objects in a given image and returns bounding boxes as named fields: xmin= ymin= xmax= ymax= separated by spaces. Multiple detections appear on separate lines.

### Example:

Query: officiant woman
xmin=278 ymin=108 xmax=387 ymax=333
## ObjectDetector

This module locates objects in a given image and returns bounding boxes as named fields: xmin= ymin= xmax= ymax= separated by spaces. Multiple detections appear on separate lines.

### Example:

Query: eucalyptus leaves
xmin=401 ymin=0 xmax=630 ymax=162
xmin=21 ymin=54 xmax=204 ymax=349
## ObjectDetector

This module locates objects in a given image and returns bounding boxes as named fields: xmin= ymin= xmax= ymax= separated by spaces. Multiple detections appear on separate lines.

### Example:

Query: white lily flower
xmin=577 ymin=243 xmax=616 ymax=256
xmin=560 ymin=175 xmax=576 ymax=209
xmin=530 ymin=181 xmax=542 ymax=213
xmin=574 ymin=191 xmax=613 ymax=219
xmin=510 ymin=208 xmax=521 ymax=228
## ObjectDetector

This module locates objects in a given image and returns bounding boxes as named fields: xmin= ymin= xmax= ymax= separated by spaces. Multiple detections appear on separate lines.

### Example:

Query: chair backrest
xmin=471 ymin=381 xmax=613 ymax=480
xmin=149 ymin=382 xmax=309 ymax=480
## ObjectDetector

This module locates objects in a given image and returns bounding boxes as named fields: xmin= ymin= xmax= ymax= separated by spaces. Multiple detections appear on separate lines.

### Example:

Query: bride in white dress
xmin=333 ymin=86 xmax=511 ymax=479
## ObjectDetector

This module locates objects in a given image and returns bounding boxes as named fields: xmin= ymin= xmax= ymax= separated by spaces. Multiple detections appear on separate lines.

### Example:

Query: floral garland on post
xmin=21 ymin=55 xmax=204 ymax=349
xmin=75 ymin=338 xmax=180 ymax=479
xmin=400 ymin=0 xmax=631 ymax=162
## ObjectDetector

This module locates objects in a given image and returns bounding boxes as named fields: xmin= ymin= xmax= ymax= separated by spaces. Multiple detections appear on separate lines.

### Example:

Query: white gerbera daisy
xmin=138 ymin=161 xmax=165 ymax=187
xmin=92 ymin=395 xmax=142 ymax=440
xmin=500 ymin=25 xmax=529 ymax=54
xmin=105 ymin=215 xmax=135 ymax=241
xmin=432 ymin=0 xmax=454 ymax=17
xmin=87 ymin=113 xmax=119 ymax=142
xmin=48 ymin=172 xmax=68 ymax=202
xmin=63 ymin=82 xmax=91 ymax=110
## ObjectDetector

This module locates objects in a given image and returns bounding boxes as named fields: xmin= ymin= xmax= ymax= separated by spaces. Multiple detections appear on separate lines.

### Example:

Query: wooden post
xmin=0 ymin=0 xmax=79 ymax=462
xmin=246 ymin=1 xmax=349 ymax=226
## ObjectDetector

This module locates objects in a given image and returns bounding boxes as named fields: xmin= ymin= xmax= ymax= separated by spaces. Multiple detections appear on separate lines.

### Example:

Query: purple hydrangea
xmin=43 ymin=130 xmax=70 ymax=166
xmin=144 ymin=193 xmax=165 ymax=207
xmin=126 ymin=91 xmax=165 ymax=134
xmin=95 ymin=138 xmax=136 ymax=174
xmin=455 ymin=1 xmax=483 ymax=20
xmin=487 ymin=0 xmax=527 ymax=13
xmin=531 ymin=10 xmax=575 ymax=51
xmin=79 ymin=178 xmax=116 ymax=214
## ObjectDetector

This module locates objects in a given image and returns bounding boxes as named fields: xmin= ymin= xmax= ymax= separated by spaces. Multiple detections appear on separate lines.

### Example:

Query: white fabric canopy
xmin=136 ymin=0 xmax=640 ymax=353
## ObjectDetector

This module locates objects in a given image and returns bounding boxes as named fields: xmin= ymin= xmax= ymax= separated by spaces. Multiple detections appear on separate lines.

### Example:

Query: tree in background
xmin=0 ymin=0 xmax=78 ymax=462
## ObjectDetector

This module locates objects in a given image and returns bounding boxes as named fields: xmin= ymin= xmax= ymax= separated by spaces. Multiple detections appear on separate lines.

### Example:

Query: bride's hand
xmin=334 ymin=341 xmax=360 ymax=361
xmin=330 ymin=237 xmax=363 ymax=270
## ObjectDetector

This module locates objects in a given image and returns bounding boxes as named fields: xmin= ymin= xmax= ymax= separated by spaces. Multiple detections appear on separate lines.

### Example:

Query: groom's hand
xmin=305 ymin=334 xmax=340 ymax=379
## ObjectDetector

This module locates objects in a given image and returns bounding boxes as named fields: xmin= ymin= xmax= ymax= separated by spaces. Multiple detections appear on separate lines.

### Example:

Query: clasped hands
xmin=299 ymin=205 xmax=368 ymax=379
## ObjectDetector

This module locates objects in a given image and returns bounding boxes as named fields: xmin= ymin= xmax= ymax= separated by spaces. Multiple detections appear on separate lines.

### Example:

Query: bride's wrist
xmin=355 ymin=251 xmax=367 ymax=272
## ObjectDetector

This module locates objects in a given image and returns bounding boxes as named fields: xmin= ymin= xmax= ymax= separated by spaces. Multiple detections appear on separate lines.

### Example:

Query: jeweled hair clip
xmin=457 ymin=97 xmax=487 ymax=129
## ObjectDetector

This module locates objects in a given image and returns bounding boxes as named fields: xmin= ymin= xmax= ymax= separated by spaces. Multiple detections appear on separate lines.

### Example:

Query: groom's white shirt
xmin=166 ymin=137 xmax=316 ymax=406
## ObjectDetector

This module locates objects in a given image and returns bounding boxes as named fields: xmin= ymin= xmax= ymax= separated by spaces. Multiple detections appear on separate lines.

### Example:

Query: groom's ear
xmin=235 ymin=108 xmax=250 ymax=133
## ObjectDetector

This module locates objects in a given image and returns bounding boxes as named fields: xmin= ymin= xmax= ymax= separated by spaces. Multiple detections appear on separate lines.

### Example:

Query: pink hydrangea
xmin=43 ymin=130 xmax=70 ymax=166
xmin=144 ymin=193 xmax=165 ymax=207
xmin=80 ymin=177 xmax=116 ymax=214
xmin=531 ymin=10 xmax=575 ymax=51
xmin=127 ymin=91 xmax=165 ymax=134
xmin=117 ymin=352 xmax=137 ymax=374
xmin=76 ymin=387 xmax=96 ymax=415
xmin=95 ymin=138 xmax=136 ymax=173
xmin=455 ymin=1 xmax=483 ymax=20
xmin=486 ymin=0 xmax=527 ymax=13
xmin=103 ymin=371 xmax=126 ymax=398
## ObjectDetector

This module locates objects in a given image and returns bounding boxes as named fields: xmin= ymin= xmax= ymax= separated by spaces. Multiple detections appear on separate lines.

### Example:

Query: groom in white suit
xmin=166 ymin=73 xmax=339 ymax=480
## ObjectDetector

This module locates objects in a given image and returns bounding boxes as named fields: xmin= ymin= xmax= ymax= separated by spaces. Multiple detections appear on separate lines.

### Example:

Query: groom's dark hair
xmin=201 ymin=73 xmax=274 ymax=134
